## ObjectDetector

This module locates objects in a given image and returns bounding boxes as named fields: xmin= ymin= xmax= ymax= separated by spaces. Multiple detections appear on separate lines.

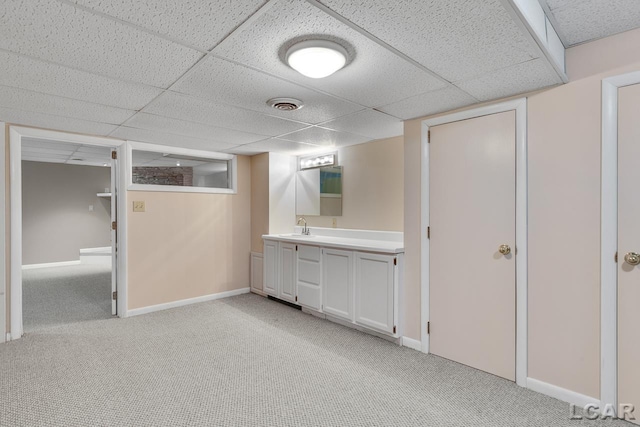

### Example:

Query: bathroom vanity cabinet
xmin=262 ymin=229 xmax=403 ymax=338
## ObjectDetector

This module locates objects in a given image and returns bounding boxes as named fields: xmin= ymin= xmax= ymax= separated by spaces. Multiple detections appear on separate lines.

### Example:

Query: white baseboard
xmin=527 ymin=377 xmax=600 ymax=408
xmin=250 ymin=289 xmax=267 ymax=297
xmin=401 ymin=336 xmax=422 ymax=351
xmin=22 ymin=260 xmax=81 ymax=270
xmin=127 ymin=287 xmax=251 ymax=317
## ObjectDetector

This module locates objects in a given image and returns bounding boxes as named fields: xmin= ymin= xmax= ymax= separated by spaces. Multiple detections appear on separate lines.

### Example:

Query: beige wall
xmin=126 ymin=155 xmax=251 ymax=310
xmin=22 ymin=161 xmax=111 ymax=265
xmin=304 ymin=136 xmax=404 ymax=231
xmin=404 ymin=28 xmax=640 ymax=398
xmin=250 ymin=153 xmax=269 ymax=253
xmin=3 ymin=125 xmax=9 ymax=335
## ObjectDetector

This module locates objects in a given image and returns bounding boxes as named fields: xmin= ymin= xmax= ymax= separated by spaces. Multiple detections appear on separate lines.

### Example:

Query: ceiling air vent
xmin=267 ymin=97 xmax=303 ymax=111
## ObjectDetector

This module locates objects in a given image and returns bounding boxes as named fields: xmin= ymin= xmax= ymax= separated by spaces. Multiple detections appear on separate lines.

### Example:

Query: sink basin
xmin=278 ymin=233 xmax=316 ymax=238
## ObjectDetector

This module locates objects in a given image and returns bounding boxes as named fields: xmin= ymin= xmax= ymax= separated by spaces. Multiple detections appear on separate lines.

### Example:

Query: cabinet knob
xmin=624 ymin=252 xmax=640 ymax=266
xmin=498 ymin=244 xmax=511 ymax=255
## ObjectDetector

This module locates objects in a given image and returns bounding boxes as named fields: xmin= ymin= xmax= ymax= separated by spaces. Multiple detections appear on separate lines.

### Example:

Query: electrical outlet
xmin=332 ymin=218 xmax=337 ymax=228
xmin=133 ymin=201 xmax=145 ymax=212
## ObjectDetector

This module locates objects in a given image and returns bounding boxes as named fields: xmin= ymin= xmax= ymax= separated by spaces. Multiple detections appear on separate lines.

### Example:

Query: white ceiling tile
xmin=124 ymin=112 xmax=268 ymax=145
xmin=0 ymin=86 xmax=135 ymax=124
xmin=0 ymin=107 xmax=118 ymax=136
xmin=456 ymin=59 xmax=561 ymax=101
xmin=0 ymin=0 xmax=201 ymax=87
xmin=543 ymin=0 xmax=640 ymax=46
xmin=173 ymin=56 xmax=362 ymax=124
xmin=279 ymin=126 xmax=371 ymax=148
xmin=0 ymin=50 xmax=162 ymax=110
xmin=75 ymin=145 xmax=113 ymax=155
xmin=144 ymin=92 xmax=310 ymax=137
xmin=66 ymin=159 xmax=110 ymax=167
xmin=317 ymin=0 xmax=539 ymax=81
xmin=213 ymin=0 xmax=446 ymax=107
xmin=69 ymin=0 xmax=268 ymax=51
xmin=110 ymin=126 xmax=237 ymax=152
xmin=377 ymin=87 xmax=478 ymax=120
xmin=22 ymin=146 xmax=74 ymax=156
xmin=227 ymin=139 xmax=326 ymax=156
xmin=319 ymin=109 xmax=403 ymax=140
xmin=21 ymin=138 xmax=79 ymax=151
xmin=19 ymin=151 xmax=71 ymax=160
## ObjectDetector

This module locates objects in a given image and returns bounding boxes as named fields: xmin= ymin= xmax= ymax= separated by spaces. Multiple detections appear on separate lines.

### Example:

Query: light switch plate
xmin=133 ymin=201 xmax=145 ymax=212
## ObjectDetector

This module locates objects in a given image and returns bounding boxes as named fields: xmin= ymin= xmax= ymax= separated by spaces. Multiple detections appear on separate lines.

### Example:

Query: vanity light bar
xmin=300 ymin=153 xmax=336 ymax=170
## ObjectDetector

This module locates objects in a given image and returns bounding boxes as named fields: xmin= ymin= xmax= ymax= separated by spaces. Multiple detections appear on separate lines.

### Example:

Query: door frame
xmin=600 ymin=70 xmax=640 ymax=408
xmin=0 ymin=122 xmax=5 ymax=343
xmin=420 ymin=98 xmax=528 ymax=387
xmin=8 ymin=126 xmax=128 ymax=340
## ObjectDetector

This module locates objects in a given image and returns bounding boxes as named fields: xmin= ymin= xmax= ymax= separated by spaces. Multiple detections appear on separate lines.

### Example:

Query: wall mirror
xmin=296 ymin=166 xmax=343 ymax=216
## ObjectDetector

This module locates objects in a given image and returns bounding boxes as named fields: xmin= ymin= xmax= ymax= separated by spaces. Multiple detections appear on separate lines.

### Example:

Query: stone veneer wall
xmin=132 ymin=167 xmax=193 ymax=186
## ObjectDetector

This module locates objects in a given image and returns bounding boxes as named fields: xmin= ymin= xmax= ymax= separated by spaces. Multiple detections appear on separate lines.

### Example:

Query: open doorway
xmin=9 ymin=126 xmax=126 ymax=340
xmin=21 ymin=139 xmax=116 ymax=332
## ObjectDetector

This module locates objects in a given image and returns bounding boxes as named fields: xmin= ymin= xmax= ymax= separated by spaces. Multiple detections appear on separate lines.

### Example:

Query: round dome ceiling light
xmin=267 ymin=97 xmax=304 ymax=111
xmin=286 ymin=40 xmax=348 ymax=79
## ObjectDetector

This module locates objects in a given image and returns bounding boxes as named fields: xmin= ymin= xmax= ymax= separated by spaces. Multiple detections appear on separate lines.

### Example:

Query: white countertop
xmin=262 ymin=233 xmax=404 ymax=254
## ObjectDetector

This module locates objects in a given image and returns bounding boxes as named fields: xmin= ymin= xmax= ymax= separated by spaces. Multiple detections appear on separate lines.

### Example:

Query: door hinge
xmin=427 ymin=321 xmax=430 ymax=334
xmin=394 ymin=257 xmax=397 ymax=266
xmin=615 ymin=252 xmax=618 ymax=263
xmin=427 ymin=130 xmax=431 ymax=142
xmin=427 ymin=226 xmax=430 ymax=239
xmin=295 ymin=245 xmax=298 ymax=251
xmin=111 ymin=151 xmax=117 ymax=160
xmin=295 ymin=296 xmax=298 ymax=302
xmin=111 ymin=221 xmax=117 ymax=230
xmin=112 ymin=291 xmax=117 ymax=300
xmin=393 ymin=326 xmax=396 ymax=334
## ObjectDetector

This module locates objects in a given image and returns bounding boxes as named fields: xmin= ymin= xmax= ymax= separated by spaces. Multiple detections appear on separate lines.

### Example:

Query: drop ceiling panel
xmin=22 ymin=146 xmax=75 ymax=156
xmin=144 ymin=92 xmax=310 ymax=137
xmin=378 ymin=86 xmax=478 ymax=120
xmin=173 ymin=56 xmax=362 ymax=124
xmin=22 ymin=157 xmax=66 ymax=164
xmin=213 ymin=0 xmax=447 ymax=107
xmin=124 ymin=113 xmax=268 ymax=145
xmin=0 ymin=0 xmax=201 ymax=87
xmin=21 ymin=138 xmax=80 ymax=151
xmin=110 ymin=126 xmax=237 ymax=152
xmin=319 ymin=109 xmax=403 ymax=140
xmin=279 ymin=126 xmax=371 ymax=147
xmin=228 ymin=139 xmax=325 ymax=155
xmin=457 ymin=58 xmax=561 ymax=101
xmin=542 ymin=0 xmax=640 ymax=46
xmin=0 ymin=50 xmax=163 ymax=110
xmin=0 ymin=86 xmax=135 ymax=125
xmin=317 ymin=0 xmax=539 ymax=82
xmin=69 ymin=0 xmax=268 ymax=51
xmin=0 ymin=107 xmax=118 ymax=136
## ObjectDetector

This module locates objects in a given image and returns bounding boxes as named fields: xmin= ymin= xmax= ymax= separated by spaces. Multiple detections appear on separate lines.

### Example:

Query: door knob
xmin=498 ymin=244 xmax=511 ymax=255
xmin=624 ymin=252 xmax=640 ymax=266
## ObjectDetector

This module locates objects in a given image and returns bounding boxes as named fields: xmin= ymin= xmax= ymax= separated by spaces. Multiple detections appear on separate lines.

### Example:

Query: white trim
xmin=126 ymin=140 xmax=238 ymax=194
xmin=9 ymin=126 xmax=128 ymax=339
xmin=527 ymin=378 xmax=601 ymax=408
xmin=600 ymin=70 xmax=640 ymax=409
xmin=5 ymin=333 xmax=11 ymax=342
xmin=127 ymin=287 xmax=251 ymax=317
xmin=0 ymin=121 xmax=5 ymax=344
xmin=420 ymin=98 xmax=528 ymax=387
xmin=401 ymin=336 xmax=422 ymax=351
xmin=22 ymin=260 xmax=82 ymax=270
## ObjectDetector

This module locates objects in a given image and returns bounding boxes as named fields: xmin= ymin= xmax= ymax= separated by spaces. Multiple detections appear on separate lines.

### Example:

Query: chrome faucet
xmin=297 ymin=217 xmax=310 ymax=235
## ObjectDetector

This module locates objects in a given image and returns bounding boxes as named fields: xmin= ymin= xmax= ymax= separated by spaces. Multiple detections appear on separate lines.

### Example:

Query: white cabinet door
xmin=354 ymin=252 xmax=395 ymax=334
xmin=279 ymin=242 xmax=297 ymax=303
xmin=263 ymin=240 xmax=278 ymax=296
xmin=297 ymin=244 xmax=322 ymax=310
xmin=323 ymin=248 xmax=353 ymax=321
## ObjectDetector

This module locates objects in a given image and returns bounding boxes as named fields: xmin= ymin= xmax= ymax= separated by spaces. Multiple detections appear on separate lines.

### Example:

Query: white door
xmin=297 ymin=245 xmax=322 ymax=310
xmin=263 ymin=240 xmax=278 ymax=296
xmin=323 ymin=248 xmax=353 ymax=320
xmin=279 ymin=242 xmax=297 ymax=303
xmin=354 ymin=252 xmax=395 ymax=334
xmin=618 ymin=83 xmax=640 ymax=423
xmin=110 ymin=150 xmax=117 ymax=315
xmin=430 ymin=111 xmax=516 ymax=381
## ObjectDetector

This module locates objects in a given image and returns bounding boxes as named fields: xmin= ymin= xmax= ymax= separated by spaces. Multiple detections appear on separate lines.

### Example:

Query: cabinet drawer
xmin=298 ymin=244 xmax=321 ymax=262
xmin=298 ymin=259 xmax=321 ymax=286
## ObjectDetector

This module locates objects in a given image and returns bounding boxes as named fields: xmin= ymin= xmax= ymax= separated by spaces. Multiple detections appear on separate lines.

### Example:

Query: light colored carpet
xmin=0 ymin=293 xmax=627 ymax=426
xmin=22 ymin=263 xmax=112 ymax=332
